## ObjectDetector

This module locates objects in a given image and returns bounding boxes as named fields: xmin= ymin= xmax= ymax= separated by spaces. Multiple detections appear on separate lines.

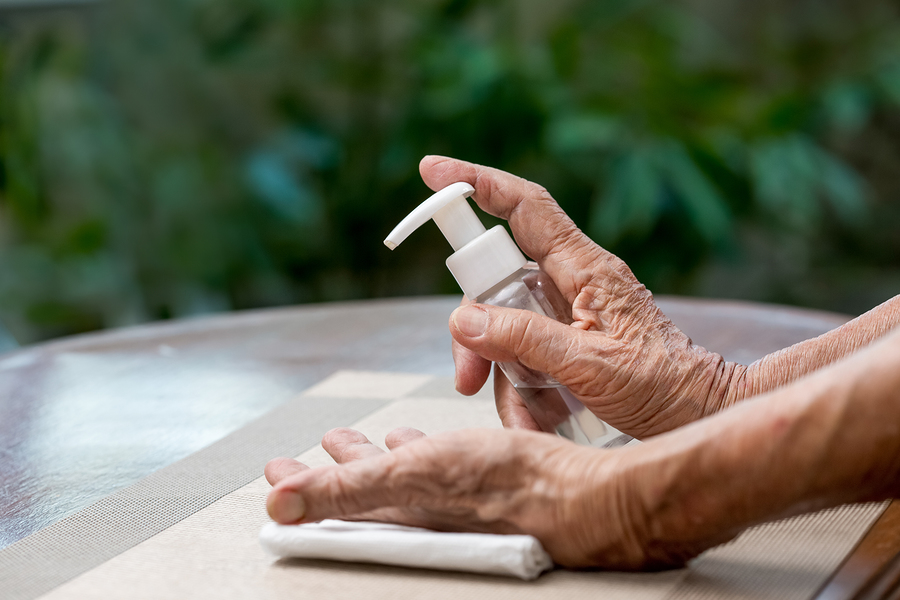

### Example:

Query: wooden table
xmin=0 ymin=295 xmax=896 ymax=599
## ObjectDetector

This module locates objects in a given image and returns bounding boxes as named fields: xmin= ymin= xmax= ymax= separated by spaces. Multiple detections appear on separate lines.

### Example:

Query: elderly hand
xmin=419 ymin=156 xmax=744 ymax=438
xmin=264 ymin=426 xmax=719 ymax=569
xmin=422 ymin=157 xmax=900 ymax=438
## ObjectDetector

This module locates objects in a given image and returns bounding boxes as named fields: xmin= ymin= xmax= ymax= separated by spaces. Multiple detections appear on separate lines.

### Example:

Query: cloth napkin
xmin=259 ymin=519 xmax=553 ymax=580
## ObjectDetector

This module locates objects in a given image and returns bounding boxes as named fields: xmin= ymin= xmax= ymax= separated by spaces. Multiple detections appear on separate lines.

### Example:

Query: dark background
xmin=1 ymin=0 xmax=898 ymax=350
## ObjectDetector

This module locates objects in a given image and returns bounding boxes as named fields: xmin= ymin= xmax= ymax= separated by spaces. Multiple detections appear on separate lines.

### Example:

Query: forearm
xmin=627 ymin=327 xmax=900 ymax=563
xmin=724 ymin=294 xmax=900 ymax=404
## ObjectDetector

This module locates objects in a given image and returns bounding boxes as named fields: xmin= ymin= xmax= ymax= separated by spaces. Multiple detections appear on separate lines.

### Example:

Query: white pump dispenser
xmin=385 ymin=182 xmax=528 ymax=300
xmin=385 ymin=182 xmax=633 ymax=448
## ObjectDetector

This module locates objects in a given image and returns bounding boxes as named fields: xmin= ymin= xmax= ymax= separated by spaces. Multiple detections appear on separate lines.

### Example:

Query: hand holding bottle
xmin=384 ymin=170 xmax=628 ymax=445
xmin=419 ymin=155 xmax=743 ymax=439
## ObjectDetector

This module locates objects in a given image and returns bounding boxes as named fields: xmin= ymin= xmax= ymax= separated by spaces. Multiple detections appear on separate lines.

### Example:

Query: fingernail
xmin=453 ymin=306 xmax=488 ymax=337
xmin=268 ymin=489 xmax=306 ymax=523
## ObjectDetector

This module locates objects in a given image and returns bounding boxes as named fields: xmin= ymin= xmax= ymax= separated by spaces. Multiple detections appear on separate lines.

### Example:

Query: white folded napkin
xmin=259 ymin=519 xmax=553 ymax=580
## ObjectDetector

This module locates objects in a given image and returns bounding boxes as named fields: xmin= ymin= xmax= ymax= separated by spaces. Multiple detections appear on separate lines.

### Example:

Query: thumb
xmin=449 ymin=304 xmax=582 ymax=378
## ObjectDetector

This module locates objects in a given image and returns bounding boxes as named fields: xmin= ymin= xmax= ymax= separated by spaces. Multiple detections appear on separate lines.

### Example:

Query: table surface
xmin=0 ymin=295 xmax=895 ymax=598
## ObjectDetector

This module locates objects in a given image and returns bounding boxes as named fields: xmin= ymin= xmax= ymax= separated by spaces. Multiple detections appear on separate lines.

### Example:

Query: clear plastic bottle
xmin=385 ymin=181 xmax=632 ymax=447
xmin=477 ymin=265 xmax=632 ymax=448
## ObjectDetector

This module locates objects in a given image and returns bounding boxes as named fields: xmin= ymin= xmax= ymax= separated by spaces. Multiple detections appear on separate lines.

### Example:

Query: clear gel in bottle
xmin=385 ymin=182 xmax=632 ymax=448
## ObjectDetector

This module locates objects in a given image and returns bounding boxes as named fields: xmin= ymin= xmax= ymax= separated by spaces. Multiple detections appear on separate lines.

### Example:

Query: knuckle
xmin=492 ymin=310 xmax=541 ymax=360
xmin=514 ymin=315 xmax=543 ymax=359
xmin=532 ymin=184 xmax=554 ymax=203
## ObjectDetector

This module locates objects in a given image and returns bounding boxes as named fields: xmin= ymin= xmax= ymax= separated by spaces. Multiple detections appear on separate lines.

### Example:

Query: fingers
xmin=385 ymin=426 xmax=427 ymax=450
xmin=419 ymin=155 xmax=571 ymax=237
xmin=268 ymin=430 xmax=497 ymax=524
xmin=265 ymin=457 xmax=309 ymax=486
xmin=321 ymin=428 xmax=385 ymax=463
xmin=450 ymin=303 xmax=593 ymax=379
xmin=321 ymin=426 xmax=427 ymax=460
xmin=267 ymin=427 xmax=429 ymax=523
xmin=493 ymin=364 xmax=541 ymax=431
xmin=419 ymin=155 xmax=608 ymax=298
xmin=267 ymin=441 xmax=420 ymax=523
xmin=451 ymin=295 xmax=493 ymax=395
xmin=266 ymin=428 xmax=582 ymax=536
xmin=453 ymin=337 xmax=492 ymax=395
xmin=267 ymin=428 xmax=387 ymax=487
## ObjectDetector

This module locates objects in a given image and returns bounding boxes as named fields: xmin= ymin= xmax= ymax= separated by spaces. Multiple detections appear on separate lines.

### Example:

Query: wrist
xmin=634 ymin=337 xmax=900 ymax=560
xmin=641 ymin=346 xmax=748 ymax=435
xmin=695 ymin=350 xmax=750 ymax=415
xmin=584 ymin=437 xmax=738 ymax=568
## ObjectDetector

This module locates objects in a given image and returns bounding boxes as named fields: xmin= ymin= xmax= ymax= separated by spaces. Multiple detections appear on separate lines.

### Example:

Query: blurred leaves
xmin=588 ymin=141 xmax=733 ymax=246
xmin=0 ymin=0 xmax=898 ymax=345
xmin=244 ymin=128 xmax=336 ymax=228
xmin=750 ymin=134 xmax=867 ymax=230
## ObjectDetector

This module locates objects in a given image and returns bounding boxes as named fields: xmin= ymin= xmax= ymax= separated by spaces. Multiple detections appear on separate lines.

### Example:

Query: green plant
xmin=0 ymin=0 xmax=898 ymax=345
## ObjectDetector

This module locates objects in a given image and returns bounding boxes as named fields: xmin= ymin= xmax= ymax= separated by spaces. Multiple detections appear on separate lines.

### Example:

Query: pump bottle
xmin=385 ymin=182 xmax=632 ymax=448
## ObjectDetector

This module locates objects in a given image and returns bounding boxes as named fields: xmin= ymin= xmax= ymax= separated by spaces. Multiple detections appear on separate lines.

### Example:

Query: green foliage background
xmin=1 ymin=0 xmax=899 ymax=348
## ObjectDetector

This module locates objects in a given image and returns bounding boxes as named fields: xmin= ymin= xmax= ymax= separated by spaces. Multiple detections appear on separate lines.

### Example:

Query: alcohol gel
xmin=384 ymin=182 xmax=632 ymax=448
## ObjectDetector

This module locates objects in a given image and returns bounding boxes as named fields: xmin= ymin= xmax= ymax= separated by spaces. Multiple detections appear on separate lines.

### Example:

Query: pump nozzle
xmin=385 ymin=182 xmax=526 ymax=300
xmin=384 ymin=182 xmax=482 ymax=251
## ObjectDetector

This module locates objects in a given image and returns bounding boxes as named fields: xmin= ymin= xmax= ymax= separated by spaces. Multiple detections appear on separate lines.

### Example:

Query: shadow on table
xmin=270 ymin=555 xmax=686 ymax=592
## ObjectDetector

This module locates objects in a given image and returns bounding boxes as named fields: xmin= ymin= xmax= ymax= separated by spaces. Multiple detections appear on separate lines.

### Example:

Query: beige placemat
xmin=40 ymin=371 xmax=886 ymax=600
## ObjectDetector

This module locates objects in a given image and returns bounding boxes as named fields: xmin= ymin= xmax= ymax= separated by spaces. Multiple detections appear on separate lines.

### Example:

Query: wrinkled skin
xmin=266 ymin=157 xmax=900 ymax=570
xmin=265 ymin=426 xmax=718 ymax=568
xmin=429 ymin=156 xmax=741 ymax=439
